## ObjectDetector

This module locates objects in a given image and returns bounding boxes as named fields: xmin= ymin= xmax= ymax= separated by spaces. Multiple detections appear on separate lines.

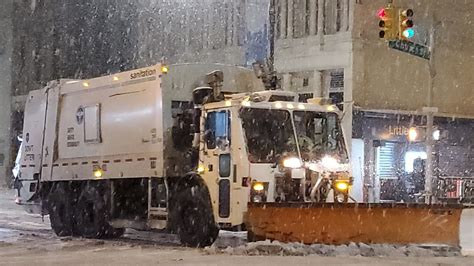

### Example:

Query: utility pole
xmin=424 ymin=20 xmax=440 ymax=204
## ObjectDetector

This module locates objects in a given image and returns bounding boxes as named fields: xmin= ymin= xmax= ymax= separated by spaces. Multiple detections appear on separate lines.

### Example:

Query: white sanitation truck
xmin=15 ymin=63 xmax=352 ymax=247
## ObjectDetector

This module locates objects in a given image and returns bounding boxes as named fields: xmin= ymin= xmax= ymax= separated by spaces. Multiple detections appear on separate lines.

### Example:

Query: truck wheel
xmin=104 ymin=228 xmax=125 ymax=238
xmin=48 ymin=182 xmax=74 ymax=236
xmin=74 ymin=182 xmax=117 ymax=238
xmin=171 ymin=184 xmax=219 ymax=247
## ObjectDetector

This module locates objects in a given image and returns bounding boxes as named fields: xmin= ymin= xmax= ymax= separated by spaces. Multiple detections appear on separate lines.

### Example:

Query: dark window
xmin=219 ymin=154 xmax=231 ymax=177
xmin=330 ymin=71 xmax=344 ymax=89
xmin=293 ymin=0 xmax=307 ymax=38
xmin=305 ymin=0 xmax=311 ymax=35
xmin=275 ymin=0 xmax=281 ymax=39
xmin=268 ymin=95 xmax=296 ymax=102
xmin=240 ymin=108 xmax=297 ymax=163
xmin=329 ymin=92 xmax=344 ymax=105
xmin=293 ymin=110 xmax=348 ymax=162
xmin=303 ymin=77 xmax=309 ymax=87
xmin=219 ymin=179 xmax=230 ymax=218
xmin=237 ymin=0 xmax=246 ymax=46
xmin=299 ymin=93 xmax=314 ymax=103
xmin=336 ymin=0 xmax=342 ymax=32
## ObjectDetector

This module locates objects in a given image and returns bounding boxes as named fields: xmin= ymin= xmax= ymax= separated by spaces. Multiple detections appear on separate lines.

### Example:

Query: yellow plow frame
xmin=246 ymin=203 xmax=466 ymax=246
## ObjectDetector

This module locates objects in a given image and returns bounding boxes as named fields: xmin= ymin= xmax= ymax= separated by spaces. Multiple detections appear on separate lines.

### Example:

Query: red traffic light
xmin=377 ymin=8 xmax=387 ymax=19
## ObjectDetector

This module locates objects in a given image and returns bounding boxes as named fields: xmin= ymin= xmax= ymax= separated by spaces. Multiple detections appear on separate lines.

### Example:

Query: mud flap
xmin=246 ymin=203 xmax=466 ymax=246
xmin=15 ymin=179 xmax=42 ymax=214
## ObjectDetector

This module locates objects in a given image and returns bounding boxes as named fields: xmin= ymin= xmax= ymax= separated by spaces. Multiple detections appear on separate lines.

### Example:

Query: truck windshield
xmin=240 ymin=108 xmax=297 ymax=163
xmin=293 ymin=111 xmax=348 ymax=162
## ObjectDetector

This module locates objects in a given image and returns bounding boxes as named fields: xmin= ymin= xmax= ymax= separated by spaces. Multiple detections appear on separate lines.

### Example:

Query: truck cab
xmin=197 ymin=90 xmax=351 ymax=229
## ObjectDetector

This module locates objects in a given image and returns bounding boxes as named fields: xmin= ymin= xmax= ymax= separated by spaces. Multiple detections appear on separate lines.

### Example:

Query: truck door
xmin=202 ymin=109 xmax=233 ymax=224
xmin=16 ymin=90 xmax=48 ymax=205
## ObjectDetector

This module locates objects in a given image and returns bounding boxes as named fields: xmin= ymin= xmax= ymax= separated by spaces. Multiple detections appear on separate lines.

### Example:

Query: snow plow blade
xmin=246 ymin=203 xmax=465 ymax=246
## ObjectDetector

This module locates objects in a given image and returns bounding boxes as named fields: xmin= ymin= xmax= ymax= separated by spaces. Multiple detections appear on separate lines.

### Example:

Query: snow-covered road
xmin=0 ymin=187 xmax=472 ymax=265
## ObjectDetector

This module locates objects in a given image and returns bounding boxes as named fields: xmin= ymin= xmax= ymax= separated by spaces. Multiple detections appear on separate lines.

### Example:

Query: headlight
xmin=321 ymin=156 xmax=340 ymax=170
xmin=335 ymin=181 xmax=349 ymax=191
xmin=282 ymin=157 xmax=303 ymax=169
xmin=253 ymin=182 xmax=265 ymax=192
xmin=251 ymin=182 xmax=267 ymax=202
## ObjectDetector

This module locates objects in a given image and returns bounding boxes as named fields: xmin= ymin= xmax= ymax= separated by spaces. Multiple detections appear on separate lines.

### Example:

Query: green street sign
xmin=388 ymin=40 xmax=431 ymax=60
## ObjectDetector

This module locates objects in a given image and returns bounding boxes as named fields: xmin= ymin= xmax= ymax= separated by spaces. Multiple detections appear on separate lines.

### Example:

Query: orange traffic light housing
xmin=399 ymin=9 xmax=415 ymax=40
xmin=378 ymin=6 xmax=397 ymax=41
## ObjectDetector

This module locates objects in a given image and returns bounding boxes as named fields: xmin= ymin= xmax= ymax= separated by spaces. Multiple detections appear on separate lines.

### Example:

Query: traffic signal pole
xmin=424 ymin=23 xmax=439 ymax=204
xmin=378 ymin=2 xmax=441 ymax=203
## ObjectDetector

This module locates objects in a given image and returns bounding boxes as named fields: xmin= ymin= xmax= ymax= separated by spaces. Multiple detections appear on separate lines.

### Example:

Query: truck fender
xmin=167 ymin=172 xmax=213 ymax=230
xmin=168 ymin=172 xmax=219 ymax=246
xmin=171 ymin=172 xmax=211 ymax=198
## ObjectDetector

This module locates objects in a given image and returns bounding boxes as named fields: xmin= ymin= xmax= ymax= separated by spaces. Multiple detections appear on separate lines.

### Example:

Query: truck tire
xmin=104 ymin=227 xmax=125 ymax=239
xmin=74 ymin=182 xmax=122 ymax=238
xmin=47 ymin=182 xmax=74 ymax=236
xmin=170 ymin=184 xmax=219 ymax=247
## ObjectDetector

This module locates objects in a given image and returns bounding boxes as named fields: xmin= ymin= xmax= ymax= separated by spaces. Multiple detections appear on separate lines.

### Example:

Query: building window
xmin=323 ymin=0 xmax=337 ymax=35
xmin=276 ymin=0 xmax=319 ymax=38
xmin=237 ymin=0 xmax=246 ymax=46
xmin=289 ymin=71 xmax=313 ymax=92
xmin=293 ymin=0 xmax=307 ymax=38
xmin=330 ymin=70 xmax=344 ymax=90
xmin=275 ymin=0 xmax=281 ymax=39
xmin=313 ymin=0 xmax=318 ymax=35
xmin=305 ymin=0 xmax=311 ymax=35
xmin=303 ymin=77 xmax=309 ymax=87
xmin=278 ymin=0 xmax=288 ymax=39
xmin=329 ymin=92 xmax=344 ymax=107
xmin=377 ymin=142 xmax=397 ymax=179
xmin=322 ymin=69 xmax=344 ymax=107
xmin=345 ymin=0 xmax=350 ymax=31
xmin=224 ymin=1 xmax=231 ymax=46
xmin=336 ymin=0 xmax=342 ymax=32
xmin=322 ymin=0 xmax=326 ymax=35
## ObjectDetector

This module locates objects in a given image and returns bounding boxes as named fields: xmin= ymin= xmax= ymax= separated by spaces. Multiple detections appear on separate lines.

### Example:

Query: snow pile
xmin=204 ymin=240 xmax=461 ymax=257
